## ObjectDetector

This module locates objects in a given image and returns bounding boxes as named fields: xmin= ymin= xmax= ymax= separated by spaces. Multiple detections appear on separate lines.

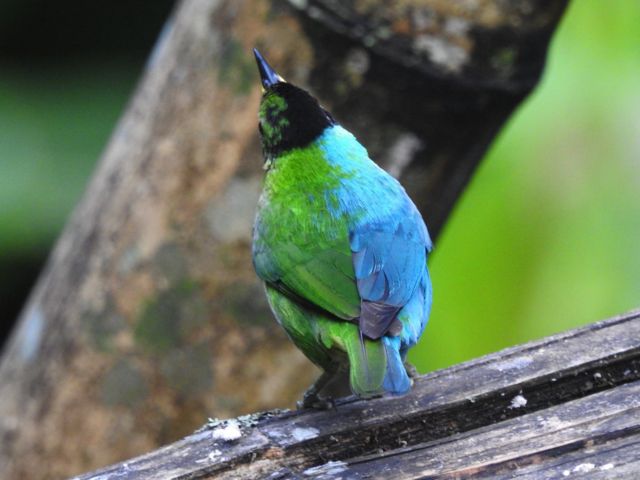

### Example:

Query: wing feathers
xmin=350 ymin=200 xmax=429 ymax=338
xmin=360 ymin=300 xmax=401 ymax=339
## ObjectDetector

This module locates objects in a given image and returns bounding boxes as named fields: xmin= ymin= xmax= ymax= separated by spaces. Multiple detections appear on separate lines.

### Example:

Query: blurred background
xmin=0 ymin=0 xmax=176 ymax=341
xmin=1 ymin=0 xmax=639 ymax=373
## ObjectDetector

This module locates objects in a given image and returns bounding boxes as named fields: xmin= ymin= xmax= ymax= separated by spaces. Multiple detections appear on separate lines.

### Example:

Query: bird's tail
xmin=343 ymin=329 xmax=411 ymax=397
xmin=381 ymin=335 xmax=412 ymax=394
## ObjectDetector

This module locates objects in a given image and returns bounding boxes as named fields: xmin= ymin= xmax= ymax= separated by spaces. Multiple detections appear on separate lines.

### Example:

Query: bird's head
xmin=253 ymin=49 xmax=336 ymax=164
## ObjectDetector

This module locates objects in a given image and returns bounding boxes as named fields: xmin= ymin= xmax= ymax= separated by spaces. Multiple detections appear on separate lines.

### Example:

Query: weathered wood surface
xmin=75 ymin=309 xmax=640 ymax=479
xmin=0 ymin=0 xmax=568 ymax=478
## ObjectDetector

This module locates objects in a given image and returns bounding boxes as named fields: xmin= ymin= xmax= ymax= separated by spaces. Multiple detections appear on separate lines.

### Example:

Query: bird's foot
xmin=404 ymin=361 xmax=419 ymax=379
xmin=297 ymin=390 xmax=336 ymax=410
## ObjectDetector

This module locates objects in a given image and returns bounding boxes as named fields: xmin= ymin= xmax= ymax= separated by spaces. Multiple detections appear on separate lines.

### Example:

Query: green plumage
xmin=264 ymin=285 xmax=387 ymax=398
xmin=253 ymin=142 xmax=361 ymax=320
xmin=253 ymin=129 xmax=390 ymax=399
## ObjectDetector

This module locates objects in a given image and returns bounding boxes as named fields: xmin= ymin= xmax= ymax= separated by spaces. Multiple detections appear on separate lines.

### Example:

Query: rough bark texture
xmin=0 ymin=0 xmax=567 ymax=478
xmin=75 ymin=310 xmax=640 ymax=479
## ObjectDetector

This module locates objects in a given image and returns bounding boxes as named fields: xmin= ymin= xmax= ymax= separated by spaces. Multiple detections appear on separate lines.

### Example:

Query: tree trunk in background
xmin=0 ymin=0 xmax=567 ymax=478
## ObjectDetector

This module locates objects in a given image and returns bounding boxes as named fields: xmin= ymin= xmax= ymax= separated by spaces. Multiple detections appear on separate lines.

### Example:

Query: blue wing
xmin=350 ymin=198 xmax=432 ymax=339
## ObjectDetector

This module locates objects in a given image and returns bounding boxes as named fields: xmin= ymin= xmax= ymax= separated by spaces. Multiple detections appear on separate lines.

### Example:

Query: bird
xmin=251 ymin=48 xmax=433 ymax=408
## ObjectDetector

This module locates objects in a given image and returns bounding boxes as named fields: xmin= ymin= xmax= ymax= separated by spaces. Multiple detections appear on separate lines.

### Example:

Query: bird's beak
xmin=253 ymin=48 xmax=285 ymax=92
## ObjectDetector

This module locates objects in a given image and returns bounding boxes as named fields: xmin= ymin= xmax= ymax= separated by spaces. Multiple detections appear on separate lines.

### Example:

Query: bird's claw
xmin=297 ymin=392 xmax=336 ymax=410
xmin=404 ymin=362 xmax=419 ymax=379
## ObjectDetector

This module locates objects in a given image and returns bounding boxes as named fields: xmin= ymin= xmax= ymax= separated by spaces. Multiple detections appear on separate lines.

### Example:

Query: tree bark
xmin=0 ymin=0 xmax=568 ymax=478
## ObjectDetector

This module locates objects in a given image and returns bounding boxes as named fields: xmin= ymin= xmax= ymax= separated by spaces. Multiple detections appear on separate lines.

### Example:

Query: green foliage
xmin=0 ymin=63 xmax=136 ymax=254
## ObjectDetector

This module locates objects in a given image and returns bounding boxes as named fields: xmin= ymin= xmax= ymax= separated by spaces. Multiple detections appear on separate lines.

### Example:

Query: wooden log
xmin=74 ymin=309 xmax=640 ymax=479
xmin=0 ymin=0 xmax=568 ymax=478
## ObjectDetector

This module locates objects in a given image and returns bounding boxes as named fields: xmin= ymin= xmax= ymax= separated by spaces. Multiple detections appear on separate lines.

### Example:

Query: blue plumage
xmin=317 ymin=125 xmax=433 ymax=388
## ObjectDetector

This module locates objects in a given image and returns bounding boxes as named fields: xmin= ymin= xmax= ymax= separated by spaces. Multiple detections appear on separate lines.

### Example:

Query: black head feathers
xmin=254 ymin=49 xmax=336 ymax=159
